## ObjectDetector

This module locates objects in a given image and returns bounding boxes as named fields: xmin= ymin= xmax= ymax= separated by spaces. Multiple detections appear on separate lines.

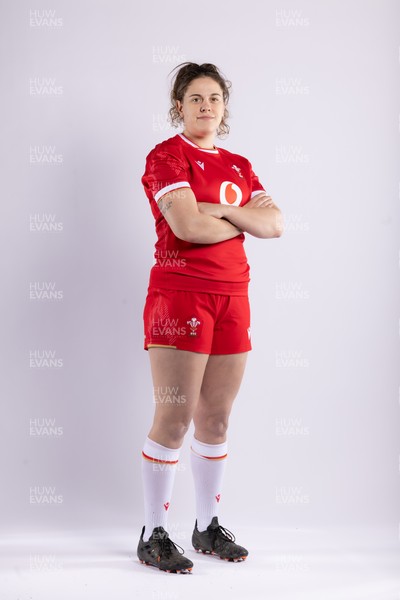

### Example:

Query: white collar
xmin=178 ymin=133 xmax=219 ymax=154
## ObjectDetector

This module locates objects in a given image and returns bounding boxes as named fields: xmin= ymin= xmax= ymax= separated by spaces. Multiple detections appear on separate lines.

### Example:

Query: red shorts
xmin=143 ymin=287 xmax=252 ymax=355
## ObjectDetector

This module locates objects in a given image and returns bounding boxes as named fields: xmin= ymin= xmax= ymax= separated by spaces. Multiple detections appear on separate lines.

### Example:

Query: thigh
xmin=148 ymin=348 xmax=209 ymax=446
xmin=193 ymin=353 xmax=248 ymax=435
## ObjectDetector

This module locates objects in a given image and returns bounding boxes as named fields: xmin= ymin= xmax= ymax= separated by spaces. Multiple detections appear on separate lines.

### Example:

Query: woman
xmin=137 ymin=62 xmax=283 ymax=574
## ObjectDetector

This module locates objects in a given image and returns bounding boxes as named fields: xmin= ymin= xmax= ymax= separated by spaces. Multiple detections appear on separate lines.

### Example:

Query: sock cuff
xmin=142 ymin=436 xmax=181 ymax=464
xmin=190 ymin=436 xmax=228 ymax=460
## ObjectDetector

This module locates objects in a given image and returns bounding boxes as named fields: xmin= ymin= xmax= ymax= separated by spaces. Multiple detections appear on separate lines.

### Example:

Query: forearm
xmin=222 ymin=205 xmax=283 ymax=238
xmin=158 ymin=189 xmax=242 ymax=244
xmin=182 ymin=213 xmax=242 ymax=244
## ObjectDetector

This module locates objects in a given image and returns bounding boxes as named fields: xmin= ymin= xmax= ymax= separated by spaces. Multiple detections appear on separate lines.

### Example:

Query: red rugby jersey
xmin=141 ymin=133 xmax=265 ymax=295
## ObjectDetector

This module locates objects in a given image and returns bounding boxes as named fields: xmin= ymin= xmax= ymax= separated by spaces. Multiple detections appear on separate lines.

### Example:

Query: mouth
xmin=197 ymin=116 xmax=214 ymax=120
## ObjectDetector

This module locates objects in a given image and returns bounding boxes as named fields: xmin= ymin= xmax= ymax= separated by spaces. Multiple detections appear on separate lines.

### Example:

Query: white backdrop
xmin=1 ymin=0 xmax=399 ymax=544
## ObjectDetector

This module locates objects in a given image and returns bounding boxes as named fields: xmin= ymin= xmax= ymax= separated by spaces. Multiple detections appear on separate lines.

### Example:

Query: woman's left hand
xmin=246 ymin=192 xmax=277 ymax=209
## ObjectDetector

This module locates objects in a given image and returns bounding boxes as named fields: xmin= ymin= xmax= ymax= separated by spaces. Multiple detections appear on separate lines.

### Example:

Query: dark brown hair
xmin=168 ymin=62 xmax=231 ymax=137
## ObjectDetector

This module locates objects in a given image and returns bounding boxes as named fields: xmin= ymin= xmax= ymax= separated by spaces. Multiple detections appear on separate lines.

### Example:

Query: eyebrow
xmin=188 ymin=93 xmax=222 ymax=97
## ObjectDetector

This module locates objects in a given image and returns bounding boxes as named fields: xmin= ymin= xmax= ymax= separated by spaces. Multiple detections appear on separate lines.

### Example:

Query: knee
xmin=151 ymin=418 xmax=191 ymax=447
xmin=165 ymin=420 xmax=191 ymax=444
xmin=202 ymin=414 xmax=229 ymax=438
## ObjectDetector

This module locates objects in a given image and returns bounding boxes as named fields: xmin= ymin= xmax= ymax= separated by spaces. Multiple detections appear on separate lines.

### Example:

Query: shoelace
xmin=158 ymin=534 xmax=185 ymax=558
xmin=210 ymin=524 xmax=236 ymax=545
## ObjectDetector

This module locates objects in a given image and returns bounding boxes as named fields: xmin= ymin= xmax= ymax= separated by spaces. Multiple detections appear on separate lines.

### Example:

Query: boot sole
xmin=139 ymin=559 xmax=193 ymax=573
xmin=193 ymin=548 xmax=247 ymax=562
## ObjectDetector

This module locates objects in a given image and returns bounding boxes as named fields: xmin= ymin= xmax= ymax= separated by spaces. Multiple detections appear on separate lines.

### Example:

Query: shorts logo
xmin=187 ymin=317 xmax=201 ymax=336
xmin=247 ymin=327 xmax=251 ymax=340
xmin=219 ymin=181 xmax=243 ymax=206
xmin=164 ymin=502 xmax=170 ymax=511
xmin=215 ymin=494 xmax=221 ymax=503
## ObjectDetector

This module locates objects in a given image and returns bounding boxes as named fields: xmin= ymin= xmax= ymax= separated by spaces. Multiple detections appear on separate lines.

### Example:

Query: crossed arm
xmin=157 ymin=187 xmax=283 ymax=244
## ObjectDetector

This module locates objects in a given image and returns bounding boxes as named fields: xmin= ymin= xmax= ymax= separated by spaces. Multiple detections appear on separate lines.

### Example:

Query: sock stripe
xmin=190 ymin=446 xmax=228 ymax=460
xmin=142 ymin=451 xmax=179 ymax=464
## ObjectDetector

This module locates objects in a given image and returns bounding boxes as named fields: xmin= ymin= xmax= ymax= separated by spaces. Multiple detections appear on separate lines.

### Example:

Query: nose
xmin=200 ymin=100 xmax=211 ymax=112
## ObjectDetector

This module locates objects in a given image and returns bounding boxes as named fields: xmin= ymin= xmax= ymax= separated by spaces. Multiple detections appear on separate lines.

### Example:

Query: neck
xmin=182 ymin=130 xmax=216 ymax=150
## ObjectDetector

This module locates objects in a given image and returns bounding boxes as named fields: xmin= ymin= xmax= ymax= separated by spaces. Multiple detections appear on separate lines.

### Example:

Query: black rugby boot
xmin=138 ymin=526 xmax=193 ymax=573
xmin=192 ymin=516 xmax=248 ymax=562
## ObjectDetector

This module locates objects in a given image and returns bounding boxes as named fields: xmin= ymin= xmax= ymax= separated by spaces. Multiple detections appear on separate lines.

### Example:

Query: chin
xmin=195 ymin=124 xmax=217 ymax=135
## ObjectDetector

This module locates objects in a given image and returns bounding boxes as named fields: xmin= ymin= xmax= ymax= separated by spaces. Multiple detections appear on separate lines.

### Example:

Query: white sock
xmin=141 ymin=436 xmax=180 ymax=541
xmin=190 ymin=436 xmax=228 ymax=532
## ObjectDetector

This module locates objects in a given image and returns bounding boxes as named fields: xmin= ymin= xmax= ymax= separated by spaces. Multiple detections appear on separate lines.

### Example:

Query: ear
xmin=176 ymin=100 xmax=183 ymax=117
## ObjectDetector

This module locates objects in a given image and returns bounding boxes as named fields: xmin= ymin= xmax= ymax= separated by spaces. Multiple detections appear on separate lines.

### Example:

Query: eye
xmin=211 ymin=97 xmax=220 ymax=102
xmin=191 ymin=97 xmax=200 ymax=102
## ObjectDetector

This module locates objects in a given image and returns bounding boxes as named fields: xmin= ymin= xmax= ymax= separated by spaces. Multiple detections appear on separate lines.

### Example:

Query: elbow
xmin=173 ymin=229 xmax=195 ymax=243
xmin=257 ymin=228 xmax=282 ymax=239
xmin=272 ymin=224 xmax=284 ymax=238
xmin=270 ymin=210 xmax=284 ymax=238
xmin=181 ymin=230 xmax=204 ymax=244
xmin=259 ymin=210 xmax=284 ymax=239
xmin=171 ymin=220 xmax=202 ymax=244
xmin=175 ymin=231 xmax=198 ymax=243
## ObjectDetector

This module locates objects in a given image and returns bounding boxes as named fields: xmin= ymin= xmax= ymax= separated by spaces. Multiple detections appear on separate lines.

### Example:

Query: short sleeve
xmin=142 ymin=148 xmax=191 ymax=202
xmin=249 ymin=163 xmax=266 ymax=198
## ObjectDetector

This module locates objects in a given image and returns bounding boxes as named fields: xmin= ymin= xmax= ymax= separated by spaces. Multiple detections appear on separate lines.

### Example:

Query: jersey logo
xmin=215 ymin=494 xmax=221 ymax=503
xmin=195 ymin=160 xmax=205 ymax=170
xmin=164 ymin=502 xmax=170 ymax=511
xmin=232 ymin=164 xmax=244 ymax=178
xmin=219 ymin=181 xmax=243 ymax=206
